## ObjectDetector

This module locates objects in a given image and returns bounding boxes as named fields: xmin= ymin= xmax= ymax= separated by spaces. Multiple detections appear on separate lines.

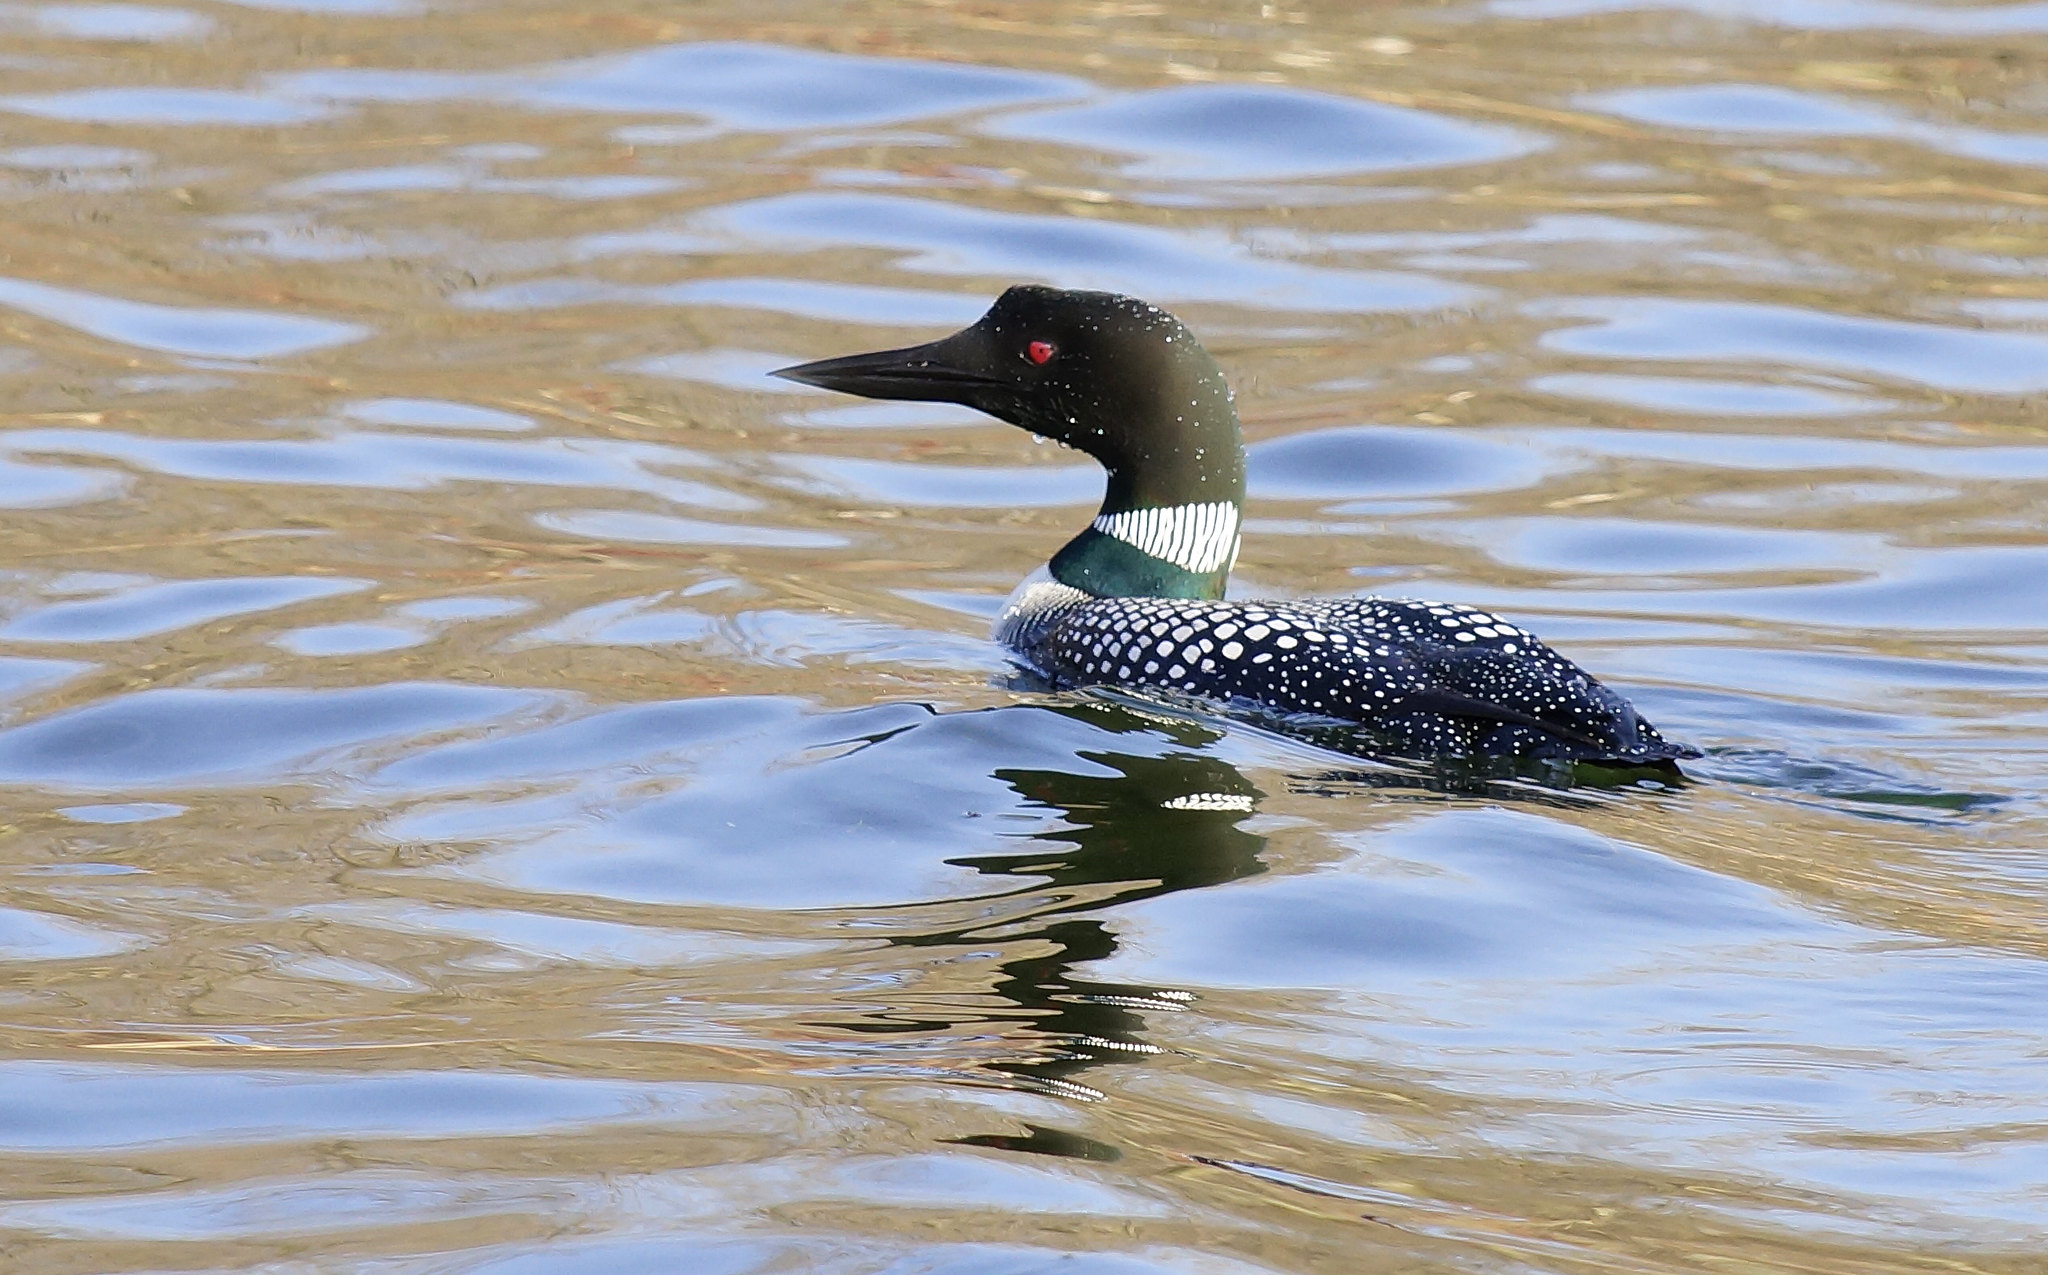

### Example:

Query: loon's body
xmin=776 ymin=286 xmax=1694 ymax=766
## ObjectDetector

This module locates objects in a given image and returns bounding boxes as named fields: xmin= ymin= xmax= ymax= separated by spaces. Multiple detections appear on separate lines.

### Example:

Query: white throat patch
xmin=1093 ymin=501 xmax=1239 ymax=574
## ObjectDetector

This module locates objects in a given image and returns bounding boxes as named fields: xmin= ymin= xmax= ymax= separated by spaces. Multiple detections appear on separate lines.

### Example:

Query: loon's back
xmin=999 ymin=585 xmax=1692 ymax=765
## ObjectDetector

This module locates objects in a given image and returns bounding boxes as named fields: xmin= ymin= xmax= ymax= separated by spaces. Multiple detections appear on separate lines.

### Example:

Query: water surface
xmin=0 ymin=2 xmax=2044 ymax=1271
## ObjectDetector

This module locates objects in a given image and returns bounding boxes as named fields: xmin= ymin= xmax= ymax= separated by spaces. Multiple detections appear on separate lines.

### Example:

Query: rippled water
xmin=2 ymin=1 xmax=2045 ymax=1270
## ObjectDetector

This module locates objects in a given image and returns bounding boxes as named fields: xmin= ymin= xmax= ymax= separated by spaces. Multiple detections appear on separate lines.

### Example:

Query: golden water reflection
xmin=1 ymin=0 xmax=2046 ymax=1270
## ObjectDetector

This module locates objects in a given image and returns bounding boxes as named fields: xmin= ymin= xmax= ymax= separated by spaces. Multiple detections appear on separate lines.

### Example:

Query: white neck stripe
xmin=1093 ymin=501 xmax=1239 ymax=574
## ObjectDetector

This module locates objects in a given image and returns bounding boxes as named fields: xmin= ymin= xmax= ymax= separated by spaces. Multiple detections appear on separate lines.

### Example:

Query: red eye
xmin=1027 ymin=340 xmax=1056 ymax=365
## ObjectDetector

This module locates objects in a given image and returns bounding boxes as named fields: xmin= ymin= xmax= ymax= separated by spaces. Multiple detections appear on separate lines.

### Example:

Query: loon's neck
xmin=1047 ymin=397 xmax=1247 ymax=602
xmin=1050 ymin=498 xmax=1242 ymax=600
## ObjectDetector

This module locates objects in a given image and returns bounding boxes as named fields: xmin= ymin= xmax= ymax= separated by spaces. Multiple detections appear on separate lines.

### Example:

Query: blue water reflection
xmin=985 ymin=84 xmax=1539 ymax=180
xmin=0 ymin=277 xmax=365 ymax=359
xmin=0 ymin=1060 xmax=785 ymax=1149
xmin=20 ymin=3 xmax=212 ymax=41
xmin=1591 ymin=83 xmax=2048 ymax=168
xmin=688 ymin=192 xmax=1482 ymax=313
xmin=0 ymin=684 xmax=543 ymax=788
xmin=0 ymin=456 xmax=127 ymax=509
xmin=1250 ymin=425 xmax=1560 ymax=501
xmin=1535 ymin=297 xmax=2048 ymax=393
xmin=4 ymin=427 xmax=746 ymax=504
xmin=0 ymin=577 xmax=363 ymax=643
xmin=1 ymin=87 xmax=333 ymax=127
xmin=464 ymin=276 xmax=991 ymax=327
xmin=1531 ymin=372 xmax=1884 ymax=416
xmin=276 ymin=42 xmax=1088 ymax=131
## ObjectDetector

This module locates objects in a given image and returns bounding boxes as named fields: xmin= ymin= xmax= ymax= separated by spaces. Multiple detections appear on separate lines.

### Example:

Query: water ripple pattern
xmin=0 ymin=3 xmax=2044 ymax=1273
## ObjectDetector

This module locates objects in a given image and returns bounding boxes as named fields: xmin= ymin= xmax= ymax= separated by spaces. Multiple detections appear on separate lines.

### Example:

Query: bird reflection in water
xmin=829 ymin=702 xmax=1266 ymax=1124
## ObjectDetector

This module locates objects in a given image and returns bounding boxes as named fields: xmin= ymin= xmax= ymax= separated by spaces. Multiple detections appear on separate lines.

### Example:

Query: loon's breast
xmin=995 ymin=587 xmax=1693 ymax=765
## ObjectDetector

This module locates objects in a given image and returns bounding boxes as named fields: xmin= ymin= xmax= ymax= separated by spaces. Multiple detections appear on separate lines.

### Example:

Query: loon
xmin=775 ymin=286 xmax=1695 ymax=766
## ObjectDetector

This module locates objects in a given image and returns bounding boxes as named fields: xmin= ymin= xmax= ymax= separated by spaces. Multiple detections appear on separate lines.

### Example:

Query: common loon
xmin=775 ymin=285 xmax=1695 ymax=766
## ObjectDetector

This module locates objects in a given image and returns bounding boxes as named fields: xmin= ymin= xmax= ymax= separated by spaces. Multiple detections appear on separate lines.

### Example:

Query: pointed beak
xmin=770 ymin=330 xmax=1004 ymax=403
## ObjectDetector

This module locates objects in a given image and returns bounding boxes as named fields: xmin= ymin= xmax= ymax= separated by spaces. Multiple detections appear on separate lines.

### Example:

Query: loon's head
xmin=773 ymin=286 xmax=1246 ymax=600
